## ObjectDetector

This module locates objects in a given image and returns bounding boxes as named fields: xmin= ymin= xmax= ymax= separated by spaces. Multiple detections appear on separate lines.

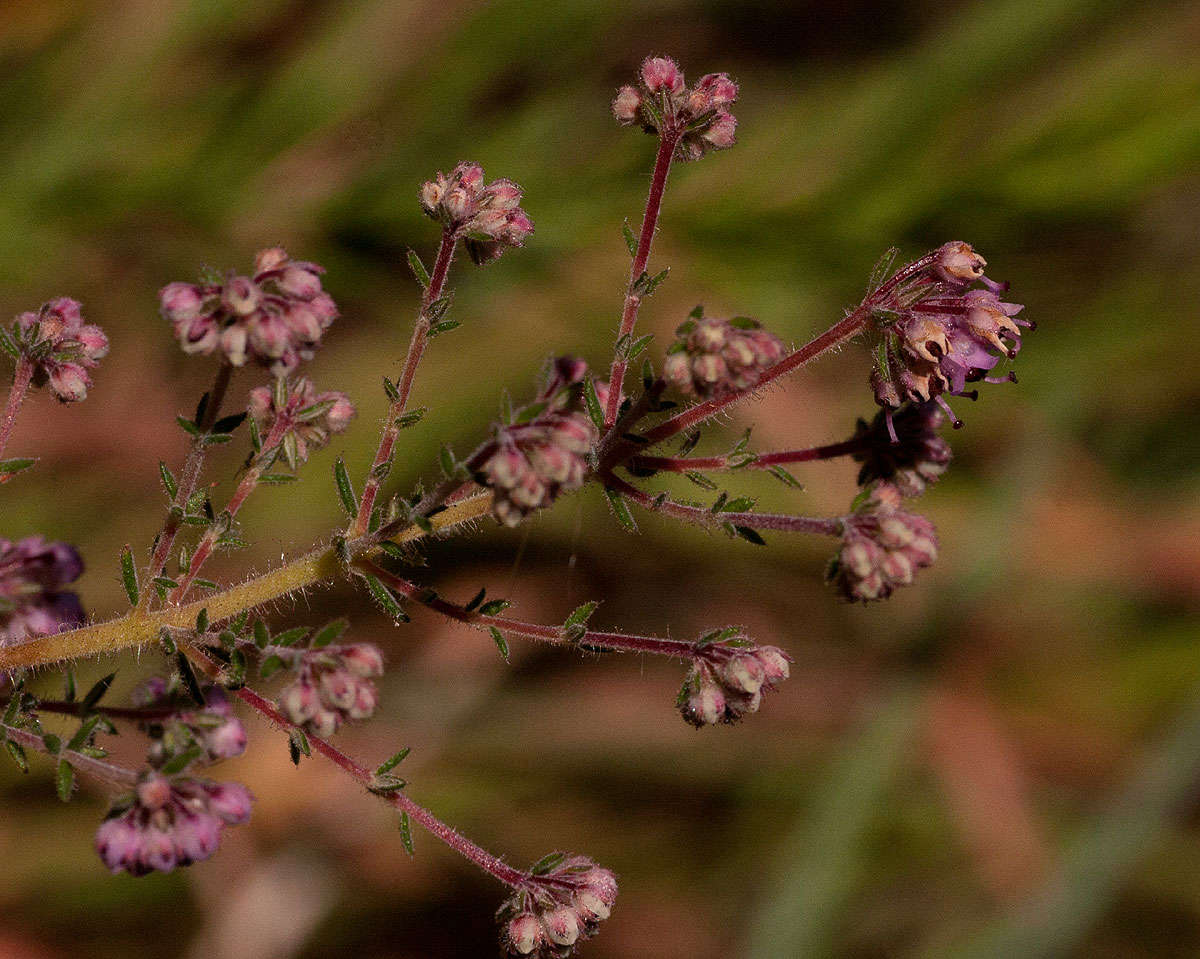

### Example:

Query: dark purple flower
xmin=0 ymin=536 xmax=85 ymax=646
xmin=852 ymin=401 xmax=953 ymax=497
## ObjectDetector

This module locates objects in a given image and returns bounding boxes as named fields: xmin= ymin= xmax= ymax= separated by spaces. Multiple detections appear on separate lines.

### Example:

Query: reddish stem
xmin=360 ymin=561 xmax=701 ymax=659
xmin=630 ymin=435 xmax=868 ymax=473
xmin=352 ymin=229 xmax=457 ymax=538
xmin=0 ymin=356 xmax=33 ymax=463
xmin=180 ymin=644 xmax=528 ymax=887
xmin=603 ymin=472 xmax=842 ymax=537
xmin=0 ymin=720 xmax=137 ymax=787
xmin=604 ymin=133 xmax=679 ymax=429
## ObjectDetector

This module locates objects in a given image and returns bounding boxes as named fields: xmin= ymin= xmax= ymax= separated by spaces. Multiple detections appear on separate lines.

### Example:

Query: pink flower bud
xmin=575 ymin=888 xmax=611 ymax=922
xmin=456 ymin=163 xmax=484 ymax=194
xmin=48 ymin=362 xmax=90 ymax=402
xmin=96 ymin=816 xmax=140 ymax=873
xmin=702 ymin=111 xmax=737 ymax=149
xmin=444 ymin=187 xmax=473 ymax=221
xmin=543 ymin=906 xmax=582 ymax=946
xmin=340 ymin=643 xmax=384 ymax=677
xmin=277 ymin=265 xmax=323 ymax=299
xmin=723 ymin=654 xmax=765 ymax=695
xmin=641 ymin=56 xmax=684 ymax=94
xmin=174 ymin=812 xmax=221 ymax=863
xmin=205 ymin=782 xmax=253 ymax=824
xmin=756 ymin=646 xmax=791 ymax=685
xmin=280 ymin=679 xmax=320 ymax=725
xmin=220 ymin=324 xmax=249 ymax=366
xmin=221 ymin=276 xmax=261 ymax=316
xmin=319 ymin=670 xmax=358 ymax=711
xmin=248 ymin=312 xmax=290 ymax=358
xmin=76 ymin=324 xmax=110 ymax=360
xmin=160 ymin=282 xmax=205 ymax=321
xmin=482 ymin=179 xmax=523 ymax=210
xmin=688 ymin=73 xmax=738 ymax=113
xmin=505 ymin=914 xmax=543 ymax=955
xmin=254 ymin=247 xmax=290 ymax=274
xmin=612 ymin=85 xmax=642 ymax=123
xmin=419 ymin=180 xmax=443 ymax=214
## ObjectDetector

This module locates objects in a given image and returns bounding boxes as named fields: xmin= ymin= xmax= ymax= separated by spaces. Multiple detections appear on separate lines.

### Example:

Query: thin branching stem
xmin=629 ymin=435 xmax=867 ymax=473
xmin=0 ymin=356 xmax=33 ymax=464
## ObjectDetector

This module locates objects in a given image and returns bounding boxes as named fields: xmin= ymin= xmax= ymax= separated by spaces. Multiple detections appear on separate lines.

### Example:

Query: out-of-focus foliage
xmin=1 ymin=0 xmax=1198 ymax=956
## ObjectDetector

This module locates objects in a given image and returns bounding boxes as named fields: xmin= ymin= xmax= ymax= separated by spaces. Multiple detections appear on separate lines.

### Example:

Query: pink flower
xmin=828 ymin=483 xmax=938 ymax=602
xmin=497 ymin=855 xmax=617 ymax=957
xmin=246 ymin=376 xmax=356 ymax=469
xmin=677 ymin=636 xmax=791 ymax=727
xmin=9 ymin=298 xmax=108 ymax=402
xmin=418 ymin=162 xmax=534 ymax=265
xmin=664 ymin=313 xmax=785 ymax=400
xmin=0 ymin=536 xmax=84 ymax=647
xmin=613 ymin=58 xmax=739 ymax=161
xmin=277 ymin=643 xmax=385 ymax=738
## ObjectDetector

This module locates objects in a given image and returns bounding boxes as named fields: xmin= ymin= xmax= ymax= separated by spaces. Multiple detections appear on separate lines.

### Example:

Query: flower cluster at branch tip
xmin=479 ymin=363 xmax=598 ymax=528
xmin=133 ymin=679 xmax=248 ymax=762
xmin=664 ymin=312 xmax=785 ymax=400
xmin=868 ymin=242 xmax=1030 ymax=427
xmin=160 ymin=248 xmax=338 ymax=376
xmin=852 ymin=401 xmax=952 ymax=498
xmin=278 ymin=643 xmax=383 ymax=738
xmin=612 ymin=56 xmax=738 ymax=160
xmin=95 ymin=773 xmax=252 ymax=876
xmin=499 ymin=855 xmax=618 ymax=957
xmin=678 ymin=636 xmax=790 ymax=727
xmin=828 ymin=483 xmax=938 ymax=602
xmin=248 ymin=376 xmax=355 ymax=468
xmin=0 ymin=536 xmax=84 ymax=647
xmin=419 ymin=162 xmax=534 ymax=265
xmin=8 ymin=298 xmax=108 ymax=402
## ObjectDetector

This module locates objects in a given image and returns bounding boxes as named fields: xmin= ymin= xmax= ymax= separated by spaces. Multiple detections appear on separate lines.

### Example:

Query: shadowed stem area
xmin=0 ymin=491 xmax=495 ymax=671
xmin=604 ymin=132 xmax=679 ymax=429
xmin=0 ymin=356 xmax=33 ymax=463
xmin=181 ymin=645 xmax=530 ymax=887
xmin=352 ymin=228 xmax=457 ymax=538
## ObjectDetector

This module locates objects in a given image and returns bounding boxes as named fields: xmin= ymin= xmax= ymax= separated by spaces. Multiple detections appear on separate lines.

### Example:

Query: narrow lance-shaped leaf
xmin=119 ymin=546 xmax=138 ymax=606
xmin=333 ymin=457 xmax=357 ymax=516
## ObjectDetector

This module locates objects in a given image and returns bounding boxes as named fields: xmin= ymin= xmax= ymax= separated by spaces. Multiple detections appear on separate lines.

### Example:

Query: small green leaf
xmin=622 ymin=219 xmax=638 ymax=257
xmin=734 ymin=524 xmax=767 ymax=546
xmin=55 ymin=759 xmax=74 ymax=802
xmin=530 ymin=851 xmax=567 ymax=876
xmin=5 ymin=739 xmax=28 ymax=772
xmin=583 ymin=378 xmax=604 ymax=430
xmin=407 ymin=249 xmax=431 ymax=288
xmin=0 ymin=458 xmax=36 ymax=478
xmin=684 ymin=471 xmax=718 ymax=490
xmin=195 ymin=607 xmax=209 ymax=634
xmin=119 ymin=546 xmax=138 ymax=606
xmin=489 ymin=627 xmax=510 ymax=663
xmin=368 ymin=773 xmax=408 ymax=795
xmin=399 ymin=811 xmax=414 ymax=855
xmin=604 ymin=488 xmax=638 ymax=532
xmin=767 ymin=464 xmax=805 ymax=490
xmin=427 ymin=319 xmax=461 ymax=337
xmin=176 ymin=415 xmax=201 ymax=437
xmin=376 ymin=747 xmax=411 ymax=776
xmin=212 ymin=412 xmax=248 ymax=434
xmin=272 ymin=627 xmax=311 ymax=648
xmin=67 ymin=715 xmax=102 ymax=752
xmin=464 ymin=587 xmax=487 ymax=612
xmin=333 ymin=457 xmax=357 ymax=516
xmin=288 ymin=728 xmax=310 ymax=765
xmin=563 ymin=601 xmax=599 ymax=631
xmin=80 ymin=673 xmax=116 ymax=713
xmin=259 ymin=654 xmax=286 ymax=680
xmin=362 ymin=574 xmax=409 ymax=622
xmin=311 ymin=618 xmax=349 ymax=648
xmin=175 ymin=654 xmax=205 ymax=705
xmin=253 ymin=620 xmax=270 ymax=649
xmin=478 ymin=599 xmax=511 ymax=616
xmin=160 ymin=745 xmax=203 ymax=775
xmin=425 ymin=295 xmax=453 ymax=323
xmin=63 ymin=668 xmax=77 ymax=703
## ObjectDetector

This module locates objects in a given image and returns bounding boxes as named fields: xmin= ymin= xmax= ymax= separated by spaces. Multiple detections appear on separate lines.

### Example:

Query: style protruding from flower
xmin=663 ymin=312 xmax=785 ymax=400
xmin=479 ymin=358 xmax=598 ymax=527
xmin=852 ymin=401 xmax=952 ymax=498
xmin=159 ymin=248 xmax=338 ymax=376
xmin=133 ymin=679 xmax=248 ymax=763
xmin=867 ymin=242 xmax=1030 ymax=428
xmin=612 ymin=56 xmax=738 ymax=160
xmin=277 ymin=643 xmax=384 ymax=739
xmin=95 ymin=773 xmax=252 ymax=876
xmin=8 ymin=298 xmax=108 ymax=402
xmin=0 ymin=536 xmax=85 ymax=647
xmin=498 ymin=855 xmax=618 ymax=957
xmin=827 ymin=483 xmax=938 ymax=603
xmin=248 ymin=376 xmax=355 ymax=469
xmin=677 ymin=634 xmax=790 ymax=727
xmin=419 ymin=162 xmax=534 ymax=265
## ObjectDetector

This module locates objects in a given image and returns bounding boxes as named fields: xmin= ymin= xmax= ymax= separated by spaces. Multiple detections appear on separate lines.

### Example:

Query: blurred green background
xmin=1 ymin=0 xmax=1199 ymax=956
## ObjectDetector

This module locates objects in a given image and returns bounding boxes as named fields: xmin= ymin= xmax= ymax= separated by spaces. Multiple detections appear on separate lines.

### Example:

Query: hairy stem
xmin=139 ymin=362 xmax=234 ymax=610
xmin=629 ymin=435 xmax=868 ymax=473
xmin=360 ymin=560 xmax=702 ymax=659
xmin=0 ymin=492 xmax=495 ymax=671
xmin=352 ymin=229 xmax=457 ymax=538
xmin=603 ymin=133 xmax=679 ymax=429
xmin=0 ymin=356 xmax=34 ymax=464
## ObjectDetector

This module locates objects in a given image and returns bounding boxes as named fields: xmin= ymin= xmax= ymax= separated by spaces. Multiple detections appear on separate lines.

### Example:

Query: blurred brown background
xmin=1 ymin=0 xmax=1199 ymax=956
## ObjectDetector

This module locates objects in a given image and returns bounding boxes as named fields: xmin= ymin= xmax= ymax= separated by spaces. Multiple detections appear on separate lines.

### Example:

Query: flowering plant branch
xmin=0 ymin=55 xmax=1032 ymax=956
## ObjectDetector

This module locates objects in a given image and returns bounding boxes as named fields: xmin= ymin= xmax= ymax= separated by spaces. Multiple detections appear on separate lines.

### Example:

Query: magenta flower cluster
xmin=0 ymin=536 xmax=84 ymax=647
xmin=278 ymin=643 xmax=383 ymax=738
xmin=248 ymin=376 xmax=355 ymax=466
xmin=11 ymin=298 xmax=108 ymax=402
xmin=678 ymin=639 xmax=791 ymax=727
xmin=663 ymin=313 xmax=786 ymax=400
xmin=612 ymin=56 xmax=738 ymax=159
xmin=419 ymin=162 xmax=534 ymax=265
xmin=95 ymin=773 xmax=252 ymax=876
xmin=828 ymin=484 xmax=939 ymax=602
xmin=159 ymin=247 xmax=338 ymax=376
xmin=499 ymin=856 xmax=618 ymax=957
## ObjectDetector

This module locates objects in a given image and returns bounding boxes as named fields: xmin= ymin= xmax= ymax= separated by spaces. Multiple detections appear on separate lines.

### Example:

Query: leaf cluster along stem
xmin=603 ymin=132 xmax=679 ymax=430
xmin=179 ymin=645 xmax=530 ymax=888
xmin=352 ymin=229 xmax=458 ymax=539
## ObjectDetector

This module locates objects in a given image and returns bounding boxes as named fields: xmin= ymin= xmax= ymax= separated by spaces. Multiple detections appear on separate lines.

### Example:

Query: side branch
xmin=629 ymin=435 xmax=867 ymax=474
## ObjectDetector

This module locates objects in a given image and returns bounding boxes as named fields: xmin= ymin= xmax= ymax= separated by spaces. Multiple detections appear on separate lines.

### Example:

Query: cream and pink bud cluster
xmin=499 ymin=856 xmax=618 ymax=957
xmin=664 ymin=314 xmax=785 ymax=400
xmin=828 ymin=484 xmax=938 ymax=602
xmin=95 ymin=773 xmax=252 ymax=876
xmin=248 ymin=376 xmax=355 ymax=467
xmin=133 ymin=679 xmax=248 ymax=763
xmin=159 ymin=248 xmax=338 ymax=376
xmin=678 ymin=638 xmax=791 ymax=727
xmin=277 ymin=643 xmax=383 ymax=738
xmin=0 ymin=536 xmax=84 ymax=647
xmin=419 ymin=162 xmax=534 ymax=265
xmin=612 ymin=56 xmax=738 ymax=160
xmin=10 ymin=297 xmax=108 ymax=402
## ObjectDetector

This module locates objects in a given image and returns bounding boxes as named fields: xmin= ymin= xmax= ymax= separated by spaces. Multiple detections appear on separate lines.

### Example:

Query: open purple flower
xmin=0 ymin=536 xmax=84 ymax=646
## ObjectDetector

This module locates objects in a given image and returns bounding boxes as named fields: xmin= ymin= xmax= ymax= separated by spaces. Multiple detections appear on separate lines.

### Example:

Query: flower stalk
xmin=0 ymin=356 xmax=33 ymax=464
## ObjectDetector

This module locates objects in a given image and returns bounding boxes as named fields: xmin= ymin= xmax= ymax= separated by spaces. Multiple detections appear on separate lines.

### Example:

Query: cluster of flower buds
xmin=0 ymin=536 xmax=84 ymax=646
xmin=827 ymin=483 xmax=938 ymax=602
xmin=95 ymin=773 xmax=252 ymax=876
xmin=419 ymin=162 xmax=534 ymax=265
xmin=247 ymin=376 xmax=355 ymax=468
xmin=478 ymin=360 xmax=597 ymax=527
xmin=612 ymin=56 xmax=738 ymax=160
xmin=664 ymin=313 xmax=785 ymax=400
xmin=868 ymin=242 xmax=1030 ymax=426
xmin=6 ymin=298 xmax=108 ymax=402
xmin=133 ymin=679 xmax=248 ymax=763
xmin=677 ymin=635 xmax=790 ymax=727
xmin=277 ymin=643 xmax=383 ymax=738
xmin=499 ymin=855 xmax=618 ymax=957
xmin=851 ymin=401 xmax=952 ymax=498
xmin=159 ymin=248 xmax=338 ymax=376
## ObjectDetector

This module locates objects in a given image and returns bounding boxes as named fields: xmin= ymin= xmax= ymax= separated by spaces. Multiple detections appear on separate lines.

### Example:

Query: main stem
xmin=0 ymin=357 xmax=34 ymax=463
xmin=352 ymin=229 xmax=457 ymax=538
xmin=603 ymin=133 xmax=678 ymax=429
